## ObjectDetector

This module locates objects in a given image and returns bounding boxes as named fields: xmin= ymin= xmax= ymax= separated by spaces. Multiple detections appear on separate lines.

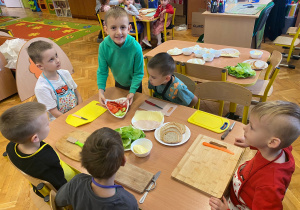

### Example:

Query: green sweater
xmin=97 ymin=35 xmax=144 ymax=93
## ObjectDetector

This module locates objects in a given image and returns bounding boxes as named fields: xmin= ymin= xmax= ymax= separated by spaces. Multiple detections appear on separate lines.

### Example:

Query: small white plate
xmin=220 ymin=48 xmax=240 ymax=57
xmin=167 ymin=48 xmax=183 ymax=56
xmin=187 ymin=58 xmax=205 ymax=65
xmin=105 ymin=97 xmax=129 ymax=118
xmin=154 ymin=122 xmax=191 ymax=146
xmin=243 ymin=59 xmax=268 ymax=70
xmin=131 ymin=117 xmax=164 ymax=131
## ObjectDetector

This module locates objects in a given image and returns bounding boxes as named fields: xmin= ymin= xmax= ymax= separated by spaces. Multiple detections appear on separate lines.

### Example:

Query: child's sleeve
xmin=165 ymin=4 xmax=174 ymax=14
xmin=252 ymin=185 xmax=283 ymax=210
xmin=55 ymin=179 xmax=73 ymax=206
xmin=153 ymin=6 xmax=160 ymax=18
xmin=125 ymin=5 xmax=139 ymax=16
xmin=35 ymin=86 xmax=57 ymax=111
xmin=130 ymin=46 xmax=144 ymax=94
xmin=177 ymin=85 xmax=195 ymax=106
xmin=97 ymin=44 xmax=109 ymax=90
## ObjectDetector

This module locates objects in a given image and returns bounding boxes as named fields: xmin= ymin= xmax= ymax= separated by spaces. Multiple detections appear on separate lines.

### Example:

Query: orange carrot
xmin=202 ymin=142 xmax=234 ymax=155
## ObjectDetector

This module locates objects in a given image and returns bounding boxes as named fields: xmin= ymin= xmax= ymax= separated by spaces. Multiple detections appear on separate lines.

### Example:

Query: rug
xmin=0 ymin=17 xmax=101 ymax=45
xmin=0 ymin=16 xmax=18 ymax=23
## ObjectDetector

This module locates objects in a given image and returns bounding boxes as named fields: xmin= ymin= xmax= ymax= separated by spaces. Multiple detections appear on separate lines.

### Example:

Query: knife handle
xmin=75 ymin=141 xmax=84 ymax=148
xmin=145 ymin=100 xmax=155 ymax=106
xmin=221 ymin=129 xmax=230 ymax=140
xmin=139 ymin=191 xmax=149 ymax=204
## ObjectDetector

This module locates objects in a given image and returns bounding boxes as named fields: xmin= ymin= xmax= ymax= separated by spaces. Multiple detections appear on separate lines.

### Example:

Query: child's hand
xmin=234 ymin=136 xmax=249 ymax=148
xmin=161 ymin=9 xmax=166 ymax=14
xmin=99 ymin=89 xmax=106 ymax=106
xmin=209 ymin=196 xmax=229 ymax=210
xmin=126 ymin=93 xmax=134 ymax=105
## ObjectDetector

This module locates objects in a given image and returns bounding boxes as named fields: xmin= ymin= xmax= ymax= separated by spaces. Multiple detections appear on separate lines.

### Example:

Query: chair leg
xmin=164 ymin=28 xmax=167 ymax=42
xmin=172 ymin=28 xmax=174 ymax=40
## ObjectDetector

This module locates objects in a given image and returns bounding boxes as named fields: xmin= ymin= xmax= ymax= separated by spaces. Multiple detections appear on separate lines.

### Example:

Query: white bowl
xmin=203 ymin=53 xmax=214 ymax=62
xmin=213 ymin=50 xmax=221 ymax=58
xmin=141 ymin=10 xmax=147 ymax=15
xmin=130 ymin=138 xmax=153 ymax=157
xmin=182 ymin=48 xmax=193 ymax=56
xmin=194 ymin=49 xmax=206 ymax=58
xmin=105 ymin=97 xmax=129 ymax=118
xmin=250 ymin=50 xmax=263 ymax=59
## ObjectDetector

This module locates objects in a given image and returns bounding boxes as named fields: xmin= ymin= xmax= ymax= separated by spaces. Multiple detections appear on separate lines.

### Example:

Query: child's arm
xmin=165 ymin=4 xmax=174 ymax=14
xmin=49 ymin=107 xmax=63 ymax=118
xmin=97 ymin=44 xmax=109 ymax=105
xmin=234 ymin=136 xmax=250 ymax=148
xmin=74 ymin=89 xmax=83 ymax=104
xmin=153 ymin=6 xmax=161 ymax=18
xmin=55 ymin=181 xmax=72 ymax=207
xmin=189 ymin=95 xmax=198 ymax=107
xmin=125 ymin=4 xmax=139 ymax=16
xmin=209 ymin=196 xmax=229 ymax=210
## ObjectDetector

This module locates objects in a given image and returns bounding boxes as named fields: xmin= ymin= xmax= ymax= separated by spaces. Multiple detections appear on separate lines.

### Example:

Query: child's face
xmin=105 ymin=16 xmax=131 ymax=47
xmin=148 ymin=68 xmax=170 ymax=86
xmin=243 ymin=114 xmax=273 ymax=149
xmin=37 ymin=48 xmax=61 ymax=72
xmin=124 ymin=0 xmax=133 ymax=6
xmin=35 ymin=112 xmax=50 ymax=142
xmin=161 ymin=0 xmax=169 ymax=6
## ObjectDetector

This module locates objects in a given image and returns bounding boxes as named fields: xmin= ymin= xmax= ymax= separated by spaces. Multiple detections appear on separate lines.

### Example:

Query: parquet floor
xmin=0 ymin=7 xmax=299 ymax=210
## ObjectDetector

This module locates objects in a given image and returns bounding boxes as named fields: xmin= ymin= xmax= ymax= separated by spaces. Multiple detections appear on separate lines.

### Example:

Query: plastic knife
xmin=139 ymin=171 xmax=161 ymax=204
xmin=145 ymin=100 xmax=163 ymax=109
xmin=221 ymin=122 xmax=236 ymax=140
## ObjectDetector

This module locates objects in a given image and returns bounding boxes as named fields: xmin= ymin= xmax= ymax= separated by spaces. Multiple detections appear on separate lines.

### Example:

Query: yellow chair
xmin=163 ymin=8 xmax=176 ymax=42
xmin=273 ymin=25 xmax=300 ymax=69
xmin=97 ymin=12 xmax=139 ymax=42
xmin=194 ymin=81 xmax=252 ymax=124
xmin=286 ymin=23 xmax=300 ymax=36
xmin=246 ymin=50 xmax=282 ymax=103
xmin=0 ymin=29 xmax=14 ymax=37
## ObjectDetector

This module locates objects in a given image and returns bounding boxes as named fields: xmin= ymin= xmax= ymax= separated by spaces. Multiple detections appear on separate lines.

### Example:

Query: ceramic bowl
xmin=203 ymin=53 xmax=214 ymax=62
xmin=194 ymin=49 xmax=206 ymax=58
xmin=182 ymin=48 xmax=193 ymax=56
xmin=105 ymin=97 xmax=129 ymax=119
xmin=141 ymin=10 xmax=147 ymax=15
xmin=250 ymin=50 xmax=263 ymax=59
xmin=131 ymin=138 xmax=153 ymax=157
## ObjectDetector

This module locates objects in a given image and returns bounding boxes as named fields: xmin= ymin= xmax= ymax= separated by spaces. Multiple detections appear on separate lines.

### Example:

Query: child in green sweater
xmin=97 ymin=6 xmax=144 ymax=105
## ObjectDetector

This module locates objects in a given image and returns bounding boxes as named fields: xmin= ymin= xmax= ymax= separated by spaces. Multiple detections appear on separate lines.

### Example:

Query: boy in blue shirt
xmin=147 ymin=53 xmax=198 ymax=107
xmin=97 ymin=6 xmax=144 ymax=105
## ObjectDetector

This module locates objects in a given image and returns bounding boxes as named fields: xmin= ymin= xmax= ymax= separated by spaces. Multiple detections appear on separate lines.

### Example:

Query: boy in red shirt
xmin=209 ymin=100 xmax=300 ymax=210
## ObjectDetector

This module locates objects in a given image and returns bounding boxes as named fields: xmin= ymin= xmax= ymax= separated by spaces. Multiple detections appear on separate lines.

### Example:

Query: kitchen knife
xmin=139 ymin=171 xmax=161 ymax=204
xmin=221 ymin=122 xmax=236 ymax=140
xmin=145 ymin=100 xmax=163 ymax=109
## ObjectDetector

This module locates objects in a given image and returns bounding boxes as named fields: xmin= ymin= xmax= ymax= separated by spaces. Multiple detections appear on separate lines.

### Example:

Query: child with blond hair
xmin=209 ymin=100 xmax=300 ymax=210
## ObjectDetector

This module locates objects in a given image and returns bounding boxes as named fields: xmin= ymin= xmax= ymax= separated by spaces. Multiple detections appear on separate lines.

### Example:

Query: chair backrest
xmin=164 ymin=7 xmax=176 ymax=28
xmin=128 ymin=15 xmax=139 ymax=42
xmin=50 ymin=190 xmax=57 ymax=210
xmin=181 ymin=62 xmax=227 ymax=81
xmin=253 ymin=2 xmax=275 ymax=36
xmin=16 ymin=37 xmax=74 ymax=101
xmin=194 ymin=81 xmax=252 ymax=124
xmin=97 ymin=12 xmax=106 ymax=39
xmin=264 ymin=50 xmax=282 ymax=80
xmin=174 ymin=72 xmax=196 ymax=93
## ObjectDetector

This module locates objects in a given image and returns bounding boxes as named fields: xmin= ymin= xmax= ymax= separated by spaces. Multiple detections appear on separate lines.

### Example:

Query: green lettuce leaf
xmin=115 ymin=126 xmax=145 ymax=149
xmin=225 ymin=63 xmax=256 ymax=78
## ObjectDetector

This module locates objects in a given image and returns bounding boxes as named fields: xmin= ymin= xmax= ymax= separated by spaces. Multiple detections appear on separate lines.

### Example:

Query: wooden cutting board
xmin=56 ymin=130 xmax=154 ymax=193
xmin=172 ymin=134 xmax=245 ymax=198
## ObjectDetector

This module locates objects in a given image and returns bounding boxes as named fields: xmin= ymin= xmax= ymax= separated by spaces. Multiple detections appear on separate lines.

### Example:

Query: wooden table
xmin=45 ymin=87 xmax=245 ymax=210
xmin=144 ymin=40 xmax=270 ymax=86
xmin=138 ymin=8 xmax=158 ymax=41
xmin=202 ymin=0 xmax=272 ymax=48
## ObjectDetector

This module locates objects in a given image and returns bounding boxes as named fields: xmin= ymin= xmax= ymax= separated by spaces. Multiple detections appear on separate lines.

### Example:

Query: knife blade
xmin=139 ymin=171 xmax=161 ymax=204
xmin=145 ymin=100 xmax=163 ymax=109
xmin=221 ymin=122 xmax=236 ymax=140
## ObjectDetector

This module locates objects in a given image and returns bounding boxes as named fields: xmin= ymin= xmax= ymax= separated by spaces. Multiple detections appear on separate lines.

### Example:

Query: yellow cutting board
xmin=188 ymin=110 xmax=230 ymax=133
xmin=56 ymin=130 xmax=154 ymax=193
xmin=172 ymin=134 xmax=245 ymax=198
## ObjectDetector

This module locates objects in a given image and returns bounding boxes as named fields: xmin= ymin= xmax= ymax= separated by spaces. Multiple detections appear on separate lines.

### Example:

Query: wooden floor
xmin=0 ymin=7 xmax=299 ymax=210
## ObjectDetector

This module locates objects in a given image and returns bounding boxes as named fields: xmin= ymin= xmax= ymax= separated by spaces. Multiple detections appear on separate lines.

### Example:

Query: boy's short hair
xmin=100 ymin=0 xmax=109 ymax=5
xmin=105 ymin=6 xmax=128 ymax=23
xmin=148 ymin=52 xmax=176 ymax=76
xmin=81 ymin=127 xmax=124 ymax=179
xmin=252 ymin=100 xmax=300 ymax=148
xmin=0 ymin=102 xmax=47 ymax=143
xmin=27 ymin=40 xmax=53 ymax=64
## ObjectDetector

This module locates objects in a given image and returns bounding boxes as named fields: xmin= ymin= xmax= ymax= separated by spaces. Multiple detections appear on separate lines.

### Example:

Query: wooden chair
xmin=194 ymin=81 xmax=252 ymax=124
xmin=49 ymin=190 xmax=71 ymax=210
xmin=173 ymin=72 xmax=196 ymax=94
xmin=273 ymin=24 xmax=300 ymax=69
xmin=246 ymin=50 xmax=282 ymax=103
xmin=16 ymin=37 xmax=74 ymax=101
xmin=163 ymin=8 xmax=176 ymax=42
xmin=97 ymin=12 xmax=139 ymax=42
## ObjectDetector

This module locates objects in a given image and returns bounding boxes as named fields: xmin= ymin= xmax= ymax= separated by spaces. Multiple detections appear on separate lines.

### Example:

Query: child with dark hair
xmin=55 ymin=127 xmax=138 ymax=209
xmin=147 ymin=52 xmax=198 ymax=107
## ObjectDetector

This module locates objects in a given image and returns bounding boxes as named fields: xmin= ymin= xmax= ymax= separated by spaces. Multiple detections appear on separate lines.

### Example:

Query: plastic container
xmin=203 ymin=53 xmax=214 ymax=62
xmin=250 ymin=50 xmax=263 ymax=59
xmin=131 ymin=138 xmax=153 ymax=157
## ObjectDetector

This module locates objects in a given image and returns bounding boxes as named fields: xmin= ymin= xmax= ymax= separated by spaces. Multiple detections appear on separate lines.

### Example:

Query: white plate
xmin=167 ymin=48 xmax=183 ymax=56
xmin=154 ymin=122 xmax=191 ymax=146
xmin=131 ymin=116 xmax=164 ymax=131
xmin=187 ymin=58 xmax=205 ymax=65
xmin=220 ymin=48 xmax=240 ymax=57
xmin=105 ymin=97 xmax=129 ymax=118
xmin=243 ymin=59 xmax=268 ymax=70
